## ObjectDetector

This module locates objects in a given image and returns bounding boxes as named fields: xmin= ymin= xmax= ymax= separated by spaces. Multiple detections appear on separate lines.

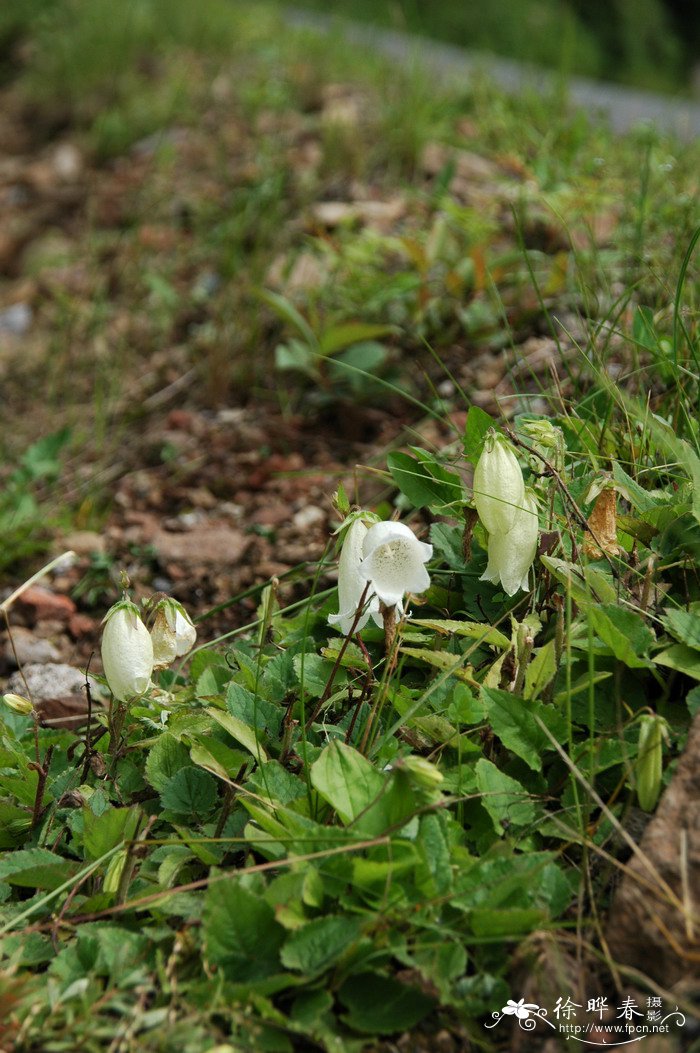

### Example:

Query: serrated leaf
xmin=160 ymin=767 xmax=218 ymax=816
xmin=662 ymin=608 xmax=700 ymax=650
xmin=145 ymin=734 xmax=190 ymax=793
xmin=475 ymin=758 xmax=536 ymax=833
xmin=280 ymin=915 xmax=364 ymax=974
xmin=293 ymin=653 xmax=345 ymax=697
xmin=0 ymin=849 xmax=78 ymax=891
xmin=203 ymin=881 xmax=285 ymax=981
xmin=481 ymin=687 xmax=565 ymax=771
xmin=338 ymin=972 xmax=434 ymax=1034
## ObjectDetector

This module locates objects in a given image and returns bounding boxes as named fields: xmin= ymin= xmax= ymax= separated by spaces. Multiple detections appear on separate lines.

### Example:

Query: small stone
xmin=62 ymin=530 xmax=106 ymax=557
xmin=68 ymin=613 xmax=97 ymax=640
xmin=0 ymin=302 xmax=32 ymax=336
xmin=6 ymin=662 xmax=93 ymax=702
xmin=3 ymin=627 xmax=61 ymax=666
xmin=152 ymin=522 xmax=251 ymax=566
xmin=16 ymin=586 xmax=76 ymax=623
xmin=292 ymin=506 xmax=326 ymax=531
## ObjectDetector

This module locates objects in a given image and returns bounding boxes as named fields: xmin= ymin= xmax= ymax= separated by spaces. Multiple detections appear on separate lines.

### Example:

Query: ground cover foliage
xmin=0 ymin=2 xmax=699 ymax=1050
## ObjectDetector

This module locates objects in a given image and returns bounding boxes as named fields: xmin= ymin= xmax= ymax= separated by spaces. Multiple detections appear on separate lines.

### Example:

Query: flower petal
xmin=329 ymin=519 xmax=379 ymax=635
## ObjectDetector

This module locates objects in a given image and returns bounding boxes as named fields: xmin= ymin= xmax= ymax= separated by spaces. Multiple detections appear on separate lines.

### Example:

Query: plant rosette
xmin=101 ymin=598 xmax=154 ymax=702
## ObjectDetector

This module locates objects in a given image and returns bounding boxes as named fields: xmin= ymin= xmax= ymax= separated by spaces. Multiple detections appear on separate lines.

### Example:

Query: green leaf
xmin=612 ymin=463 xmax=658 ymax=513
xmin=662 ymin=607 xmax=700 ymax=650
xmin=387 ymin=450 xmax=463 ymax=510
xmin=246 ymin=762 xmax=307 ymax=805
xmin=203 ymin=880 xmax=285 ymax=981
xmin=540 ymin=556 xmax=616 ymax=605
xmin=280 ymin=915 xmax=364 ymax=974
xmin=470 ymin=907 xmax=546 ymax=937
xmin=293 ymin=653 xmax=344 ymax=697
xmin=417 ymin=813 xmax=452 ymax=894
xmin=144 ymin=734 xmax=190 ymax=793
xmin=338 ymin=972 xmax=435 ymax=1034
xmin=463 ymin=406 xmax=497 ymax=463
xmin=206 ymin=707 xmax=268 ymax=762
xmin=654 ymin=644 xmax=700 ymax=680
xmin=189 ymin=738 xmax=248 ymax=782
xmin=408 ymin=618 xmax=510 ymax=650
xmin=475 ymin=758 xmax=536 ymax=833
xmin=524 ymin=641 xmax=557 ymax=700
xmin=0 ymin=849 xmax=78 ymax=891
xmin=481 ymin=687 xmax=565 ymax=771
xmin=588 ymin=606 xmax=654 ymax=668
xmin=310 ymin=741 xmax=384 ymax=825
xmin=258 ymin=289 xmax=317 ymax=348
xmin=83 ymin=806 xmax=141 ymax=861
xmin=319 ymin=322 xmax=394 ymax=355
xmin=160 ymin=766 xmax=218 ymax=816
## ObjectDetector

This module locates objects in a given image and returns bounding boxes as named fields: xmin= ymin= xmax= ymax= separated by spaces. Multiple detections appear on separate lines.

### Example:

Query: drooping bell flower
xmin=473 ymin=432 xmax=525 ymax=535
xmin=481 ymin=489 xmax=539 ymax=596
xmin=150 ymin=597 xmax=197 ymax=668
xmin=328 ymin=518 xmax=380 ymax=635
xmin=359 ymin=520 xmax=432 ymax=617
xmin=101 ymin=599 xmax=154 ymax=701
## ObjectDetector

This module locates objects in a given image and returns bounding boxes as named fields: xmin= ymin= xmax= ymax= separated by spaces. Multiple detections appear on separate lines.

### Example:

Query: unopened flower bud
xmin=636 ymin=715 xmax=667 ymax=812
xmin=101 ymin=599 xmax=154 ymax=702
xmin=473 ymin=432 xmax=525 ymax=535
xmin=398 ymin=755 xmax=444 ymax=790
xmin=2 ymin=693 xmax=34 ymax=715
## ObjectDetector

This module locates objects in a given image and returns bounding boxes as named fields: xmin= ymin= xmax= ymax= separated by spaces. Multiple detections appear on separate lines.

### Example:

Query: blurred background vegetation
xmin=1 ymin=0 xmax=698 ymax=112
xmin=292 ymin=0 xmax=698 ymax=92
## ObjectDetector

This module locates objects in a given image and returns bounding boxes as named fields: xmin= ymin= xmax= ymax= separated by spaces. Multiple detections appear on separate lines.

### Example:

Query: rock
xmin=3 ymin=627 xmax=61 ymax=666
xmin=6 ymin=662 xmax=92 ymax=702
xmin=606 ymin=712 xmax=700 ymax=984
xmin=152 ymin=521 xmax=251 ymax=566
xmin=16 ymin=586 xmax=76 ymax=623
xmin=292 ymin=505 xmax=326 ymax=531
xmin=68 ymin=613 xmax=98 ymax=640
xmin=0 ymin=302 xmax=32 ymax=336
xmin=52 ymin=142 xmax=82 ymax=182
xmin=62 ymin=530 xmax=106 ymax=556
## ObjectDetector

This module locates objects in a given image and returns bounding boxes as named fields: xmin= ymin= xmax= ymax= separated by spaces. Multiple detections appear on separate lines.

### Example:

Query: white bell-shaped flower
xmin=101 ymin=599 xmax=154 ymax=701
xmin=481 ymin=490 xmax=539 ymax=596
xmin=473 ymin=432 xmax=525 ymax=535
xmin=328 ymin=519 xmax=380 ymax=635
xmin=150 ymin=598 xmax=197 ymax=667
xmin=359 ymin=521 xmax=432 ymax=614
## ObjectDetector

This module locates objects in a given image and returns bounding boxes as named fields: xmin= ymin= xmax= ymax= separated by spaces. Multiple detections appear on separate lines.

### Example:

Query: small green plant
xmin=0 ymin=429 xmax=71 ymax=574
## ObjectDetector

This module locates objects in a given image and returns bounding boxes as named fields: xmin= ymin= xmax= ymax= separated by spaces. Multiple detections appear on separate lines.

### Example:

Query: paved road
xmin=285 ymin=8 xmax=700 ymax=141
